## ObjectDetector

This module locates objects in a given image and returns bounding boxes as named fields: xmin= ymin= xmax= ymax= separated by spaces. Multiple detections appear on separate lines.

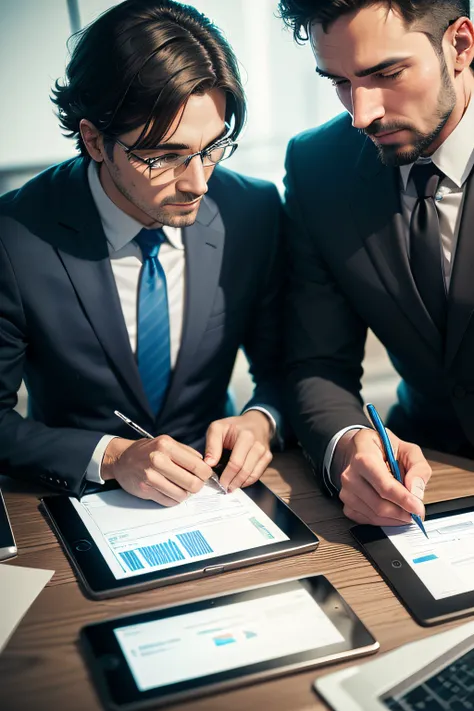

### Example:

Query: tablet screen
xmin=113 ymin=584 xmax=344 ymax=691
xmin=383 ymin=511 xmax=474 ymax=600
xmin=70 ymin=486 xmax=289 ymax=580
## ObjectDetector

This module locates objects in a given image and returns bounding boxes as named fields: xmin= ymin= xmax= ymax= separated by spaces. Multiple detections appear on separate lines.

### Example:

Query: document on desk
xmin=70 ymin=487 xmax=289 ymax=580
xmin=0 ymin=564 xmax=54 ymax=653
xmin=383 ymin=512 xmax=474 ymax=600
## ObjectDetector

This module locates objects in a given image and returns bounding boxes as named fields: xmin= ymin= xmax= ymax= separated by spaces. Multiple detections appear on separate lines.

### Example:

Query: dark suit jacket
xmin=285 ymin=113 xmax=474 ymax=489
xmin=0 ymin=157 xmax=284 ymax=496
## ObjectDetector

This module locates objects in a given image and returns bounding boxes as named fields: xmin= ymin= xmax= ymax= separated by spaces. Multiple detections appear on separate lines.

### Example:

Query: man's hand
xmin=101 ymin=436 xmax=215 ymax=506
xmin=203 ymin=411 xmax=273 ymax=492
xmin=333 ymin=428 xmax=431 ymax=526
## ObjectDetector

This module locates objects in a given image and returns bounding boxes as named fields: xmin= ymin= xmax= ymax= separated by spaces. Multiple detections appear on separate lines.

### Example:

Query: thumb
xmin=409 ymin=474 xmax=426 ymax=502
xmin=204 ymin=421 xmax=225 ymax=467
xmin=401 ymin=449 xmax=431 ymax=511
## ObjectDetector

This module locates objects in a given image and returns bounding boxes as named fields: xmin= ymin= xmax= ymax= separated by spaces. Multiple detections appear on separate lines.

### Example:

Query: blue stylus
xmin=366 ymin=403 xmax=428 ymax=538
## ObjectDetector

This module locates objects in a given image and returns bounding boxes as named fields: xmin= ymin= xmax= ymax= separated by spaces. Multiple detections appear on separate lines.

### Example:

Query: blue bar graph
xmin=119 ymin=550 xmax=144 ymax=571
xmin=413 ymin=554 xmax=438 ymax=564
xmin=138 ymin=540 xmax=185 ymax=567
xmin=176 ymin=530 xmax=213 ymax=558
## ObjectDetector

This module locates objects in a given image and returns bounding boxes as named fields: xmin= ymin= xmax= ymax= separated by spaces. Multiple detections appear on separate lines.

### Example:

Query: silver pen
xmin=114 ymin=410 xmax=226 ymax=494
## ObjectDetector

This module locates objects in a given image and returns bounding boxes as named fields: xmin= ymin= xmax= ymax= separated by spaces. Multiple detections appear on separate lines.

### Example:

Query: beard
xmin=103 ymin=161 xmax=203 ymax=227
xmin=365 ymin=57 xmax=457 ymax=167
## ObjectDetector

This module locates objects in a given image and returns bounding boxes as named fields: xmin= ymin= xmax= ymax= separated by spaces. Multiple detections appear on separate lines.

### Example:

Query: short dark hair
xmin=52 ymin=0 xmax=246 ymax=156
xmin=278 ymin=0 xmax=471 ymax=45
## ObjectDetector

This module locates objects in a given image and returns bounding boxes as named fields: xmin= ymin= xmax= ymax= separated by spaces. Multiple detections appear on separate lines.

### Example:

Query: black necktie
xmin=409 ymin=161 xmax=447 ymax=334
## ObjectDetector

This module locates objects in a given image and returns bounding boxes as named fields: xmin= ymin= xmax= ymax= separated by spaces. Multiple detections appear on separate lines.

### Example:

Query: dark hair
xmin=278 ymin=0 xmax=471 ymax=47
xmin=52 ymin=0 xmax=246 ymax=156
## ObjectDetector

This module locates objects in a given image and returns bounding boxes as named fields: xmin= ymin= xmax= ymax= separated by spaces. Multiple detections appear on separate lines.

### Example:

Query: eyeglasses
xmin=104 ymin=134 xmax=238 ymax=178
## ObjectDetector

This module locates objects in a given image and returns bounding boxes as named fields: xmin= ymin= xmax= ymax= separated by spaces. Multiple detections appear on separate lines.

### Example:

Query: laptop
xmin=315 ymin=620 xmax=474 ymax=711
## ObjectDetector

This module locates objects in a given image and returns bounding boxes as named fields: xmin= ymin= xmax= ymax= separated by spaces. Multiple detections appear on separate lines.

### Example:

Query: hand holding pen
xmin=114 ymin=411 xmax=226 ymax=495
xmin=97 ymin=411 xmax=226 ymax=508
xmin=332 ymin=407 xmax=432 ymax=530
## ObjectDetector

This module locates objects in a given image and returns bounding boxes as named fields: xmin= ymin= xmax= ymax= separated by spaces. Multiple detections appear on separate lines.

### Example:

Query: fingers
xmin=219 ymin=430 xmax=272 ymax=491
xmin=353 ymin=451 xmax=425 ymax=517
xmin=141 ymin=480 xmax=185 ymax=507
xmin=203 ymin=420 xmax=227 ymax=467
xmin=399 ymin=442 xmax=432 ymax=502
xmin=339 ymin=475 xmax=412 ymax=526
xmin=153 ymin=435 xmax=214 ymax=483
xmin=342 ymin=503 xmax=409 ymax=527
xmin=240 ymin=450 xmax=273 ymax=489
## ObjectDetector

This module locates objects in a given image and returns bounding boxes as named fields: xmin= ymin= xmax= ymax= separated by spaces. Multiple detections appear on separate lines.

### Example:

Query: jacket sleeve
xmin=283 ymin=137 xmax=371 ymax=483
xmin=240 ymin=183 xmax=287 ymax=446
xmin=0 ymin=238 xmax=106 ymax=496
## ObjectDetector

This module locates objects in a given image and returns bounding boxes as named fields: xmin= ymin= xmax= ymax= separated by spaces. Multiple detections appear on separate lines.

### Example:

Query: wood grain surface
xmin=1 ymin=448 xmax=474 ymax=711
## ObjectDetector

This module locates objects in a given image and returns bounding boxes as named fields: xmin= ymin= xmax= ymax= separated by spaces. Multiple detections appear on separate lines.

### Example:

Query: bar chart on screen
xmin=70 ymin=486 xmax=289 ymax=580
xmin=118 ymin=531 xmax=214 ymax=572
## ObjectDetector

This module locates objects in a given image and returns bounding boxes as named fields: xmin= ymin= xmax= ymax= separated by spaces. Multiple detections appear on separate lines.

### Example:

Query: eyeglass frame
xmin=103 ymin=133 xmax=238 ymax=176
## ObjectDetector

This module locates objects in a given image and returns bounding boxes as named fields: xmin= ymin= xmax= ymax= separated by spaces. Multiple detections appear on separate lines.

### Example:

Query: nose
xmin=176 ymin=154 xmax=209 ymax=197
xmin=351 ymin=86 xmax=385 ymax=130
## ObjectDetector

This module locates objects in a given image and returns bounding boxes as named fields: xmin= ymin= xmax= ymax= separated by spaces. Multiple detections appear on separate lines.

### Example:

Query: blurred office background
xmin=1 ymin=0 xmax=433 ymax=418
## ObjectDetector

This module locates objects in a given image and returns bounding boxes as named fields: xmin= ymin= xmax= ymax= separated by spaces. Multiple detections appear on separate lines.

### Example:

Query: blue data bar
xmin=413 ymin=554 xmax=438 ymax=564
xmin=176 ymin=530 xmax=213 ymax=558
xmin=119 ymin=549 xmax=144 ymax=571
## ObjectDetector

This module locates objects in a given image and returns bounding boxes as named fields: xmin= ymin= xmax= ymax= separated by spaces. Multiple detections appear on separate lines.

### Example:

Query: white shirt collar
xmin=87 ymin=160 xmax=184 ymax=252
xmin=400 ymin=96 xmax=474 ymax=191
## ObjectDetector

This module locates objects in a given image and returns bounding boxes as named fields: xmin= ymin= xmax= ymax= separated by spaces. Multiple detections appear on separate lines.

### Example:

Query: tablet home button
xmin=101 ymin=654 xmax=120 ymax=671
xmin=391 ymin=560 xmax=402 ymax=568
xmin=203 ymin=565 xmax=225 ymax=574
xmin=74 ymin=539 xmax=92 ymax=552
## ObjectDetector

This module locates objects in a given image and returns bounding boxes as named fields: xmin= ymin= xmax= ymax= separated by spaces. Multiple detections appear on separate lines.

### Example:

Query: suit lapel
xmin=351 ymin=138 xmax=442 ymax=355
xmin=54 ymin=160 xmax=153 ymax=420
xmin=158 ymin=195 xmax=224 ymax=425
xmin=445 ymin=168 xmax=474 ymax=367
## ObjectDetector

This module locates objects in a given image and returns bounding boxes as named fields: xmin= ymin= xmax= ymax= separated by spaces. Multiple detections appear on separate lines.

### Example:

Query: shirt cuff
xmin=323 ymin=425 xmax=370 ymax=493
xmin=85 ymin=435 xmax=118 ymax=484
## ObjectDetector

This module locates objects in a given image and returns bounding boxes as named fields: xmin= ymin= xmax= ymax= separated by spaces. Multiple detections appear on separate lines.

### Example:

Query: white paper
xmin=70 ymin=486 xmax=289 ymax=579
xmin=115 ymin=586 xmax=344 ymax=691
xmin=0 ymin=564 xmax=54 ymax=653
xmin=383 ymin=511 xmax=474 ymax=599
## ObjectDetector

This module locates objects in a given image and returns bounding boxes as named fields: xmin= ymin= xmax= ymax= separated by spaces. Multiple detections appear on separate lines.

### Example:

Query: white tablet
xmin=81 ymin=575 xmax=379 ymax=709
xmin=42 ymin=481 xmax=319 ymax=598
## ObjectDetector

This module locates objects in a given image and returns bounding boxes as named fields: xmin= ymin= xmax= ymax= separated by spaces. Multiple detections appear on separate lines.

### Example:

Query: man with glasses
xmin=0 ymin=0 xmax=284 ymax=504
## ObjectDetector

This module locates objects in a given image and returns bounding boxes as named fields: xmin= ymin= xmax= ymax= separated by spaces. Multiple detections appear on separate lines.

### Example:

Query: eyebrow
xmin=316 ymin=56 xmax=412 ymax=81
xmin=137 ymin=127 xmax=229 ymax=153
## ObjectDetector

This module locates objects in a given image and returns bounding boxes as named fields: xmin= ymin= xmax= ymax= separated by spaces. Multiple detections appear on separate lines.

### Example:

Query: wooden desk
xmin=1 ymin=450 xmax=474 ymax=711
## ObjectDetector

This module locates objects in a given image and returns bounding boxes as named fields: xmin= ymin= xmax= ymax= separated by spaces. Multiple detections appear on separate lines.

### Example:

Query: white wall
xmin=0 ymin=0 xmax=341 ymax=184
xmin=0 ymin=0 xmax=75 ymax=168
xmin=2 ymin=0 xmax=473 ymax=178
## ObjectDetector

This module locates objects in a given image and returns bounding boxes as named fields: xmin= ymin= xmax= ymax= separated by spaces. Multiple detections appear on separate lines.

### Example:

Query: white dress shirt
xmin=324 ymin=97 xmax=474 ymax=491
xmin=84 ymin=161 xmax=274 ymax=483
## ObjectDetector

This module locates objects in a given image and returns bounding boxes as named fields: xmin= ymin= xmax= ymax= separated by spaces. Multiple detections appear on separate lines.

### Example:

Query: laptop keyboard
xmin=384 ymin=647 xmax=474 ymax=710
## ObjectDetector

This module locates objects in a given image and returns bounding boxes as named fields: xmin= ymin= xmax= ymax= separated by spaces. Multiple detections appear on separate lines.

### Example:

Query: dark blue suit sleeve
xmin=0 ymin=238 xmax=106 ymax=496
xmin=283 ymin=137 xmax=370 ymax=479
xmin=240 ymin=184 xmax=287 ymax=445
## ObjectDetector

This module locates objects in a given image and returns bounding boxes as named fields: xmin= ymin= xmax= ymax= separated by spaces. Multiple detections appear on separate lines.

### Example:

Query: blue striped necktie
xmin=135 ymin=228 xmax=171 ymax=417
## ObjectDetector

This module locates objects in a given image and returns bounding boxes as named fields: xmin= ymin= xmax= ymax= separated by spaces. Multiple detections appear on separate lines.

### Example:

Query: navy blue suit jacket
xmin=285 ymin=113 xmax=474 ymax=487
xmin=0 ymin=158 xmax=284 ymax=495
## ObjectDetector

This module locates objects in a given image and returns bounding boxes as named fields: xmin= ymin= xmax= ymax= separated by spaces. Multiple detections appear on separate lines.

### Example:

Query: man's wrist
xmin=101 ymin=437 xmax=135 ymax=481
xmin=331 ymin=430 xmax=360 ymax=489
xmin=240 ymin=410 xmax=272 ymax=443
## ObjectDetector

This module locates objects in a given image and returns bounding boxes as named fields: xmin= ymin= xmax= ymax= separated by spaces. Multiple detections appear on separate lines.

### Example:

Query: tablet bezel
xmin=80 ymin=575 xmax=379 ymax=711
xmin=41 ymin=481 xmax=318 ymax=599
xmin=351 ymin=496 xmax=474 ymax=626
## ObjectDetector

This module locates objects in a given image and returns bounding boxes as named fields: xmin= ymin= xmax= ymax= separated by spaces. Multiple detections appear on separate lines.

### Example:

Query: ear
xmin=79 ymin=119 xmax=106 ymax=162
xmin=446 ymin=17 xmax=474 ymax=74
